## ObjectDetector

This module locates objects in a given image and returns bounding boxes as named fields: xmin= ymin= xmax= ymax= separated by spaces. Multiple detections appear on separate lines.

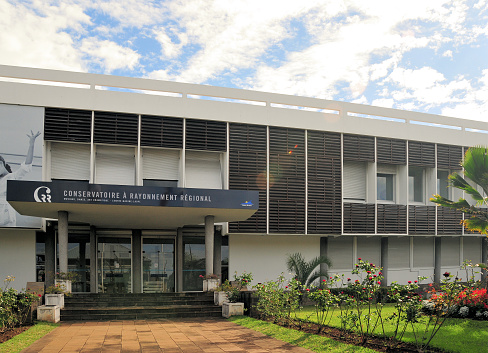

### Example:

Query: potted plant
xmin=222 ymin=286 xmax=244 ymax=318
xmin=232 ymin=271 xmax=253 ymax=291
xmin=214 ymin=280 xmax=232 ymax=305
xmin=44 ymin=283 xmax=69 ymax=309
xmin=55 ymin=271 xmax=79 ymax=294
xmin=200 ymin=274 xmax=220 ymax=292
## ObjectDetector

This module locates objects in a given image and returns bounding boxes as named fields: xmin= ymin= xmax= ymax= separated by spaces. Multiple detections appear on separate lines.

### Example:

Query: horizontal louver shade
xmin=269 ymin=200 xmax=305 ymax=233
xmin=441 ymin=237 xmax=460 ymax=266
xmin=357 ymin=236 xmax=381 ymax=266
xmin=307 ymin=131 xmax=341 ymax=158
xmin=343 ymin=203 xmax=375 ymax=234
xmin=343 ymin=134 xmax=375 ymax=162
xmin=343 ymin=162 xmax=366 ymax=201
xmin=95 ymin=145 xmax=135 ymax=185
xmin=328 ymin=237 xmax=353 ymax=269
xmin=437 ymin=207 xmax=463 ymax=234
xmin=376 ymin=138 xmax=406 ymax=165
xmin=307 ymin=131 xmax=342 ymax=234
xmin=44 ymin=108 xmax=92 ymax=142
xmin=186 ymin=119 xmax=226 ymax=151
xmin=269 ymin=127 xmax=305 ymax=233
xmin=140 ymin=115 xmax=183 ymax=148
xmin=413 ymin=237 xmax=434 ymax=268
xmin=228 ymin=123 xmax=267 ymax=233
xmin=185 ymin=151 xmax=222 ymax=189
xmin=51 ymin=142 xmax=90 ymax=180
xmin=388 ymin=237 xmax=410 ymax=268
xmin=307 ymin=201 xmax=341 ymax=234
xmin=437 ymin=144 xmax=463 ymax=170
xmin=94 ymin=111 xmax=138 ymax=146
xmin=229 ymin=123 xmax=267 ymax=151
xmin=377 ymin=204 xmax=407 ymax=234
xmin=408 ymin=141 xmax=435 ymax=167
xmin=409 ymin=206 xmax=435 ymax=234
xmin=142 ymin=148 xmax=179 ymax=181
xmin=463 ymin=237 xmax=481 ymax=263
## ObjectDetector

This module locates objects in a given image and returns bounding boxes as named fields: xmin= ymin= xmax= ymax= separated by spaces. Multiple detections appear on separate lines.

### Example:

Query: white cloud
xmin=95 ymin=0 xmax=166 ymax=28
xmin=80 ymin=38 xmax=140 ymax=73
xmin=0 ymin=0 xmax=90 ymax=71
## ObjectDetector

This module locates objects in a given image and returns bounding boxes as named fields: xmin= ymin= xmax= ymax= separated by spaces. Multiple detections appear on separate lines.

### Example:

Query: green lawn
xmin=0 ymin=322 xmax=59 ymax=353
xmin=229 ymin=316 xmax=377 ymax=352
xmin=297 ymin=304 xmax=488 ymax=353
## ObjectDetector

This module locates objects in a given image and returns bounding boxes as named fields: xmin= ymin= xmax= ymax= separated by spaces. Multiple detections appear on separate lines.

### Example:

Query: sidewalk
xmin=21 ymin=318 xmax=314 ymax=352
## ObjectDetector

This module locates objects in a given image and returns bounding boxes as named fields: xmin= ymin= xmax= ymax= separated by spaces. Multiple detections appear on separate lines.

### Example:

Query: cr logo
xmin=34 ymin=186 xmax=52 ymax=203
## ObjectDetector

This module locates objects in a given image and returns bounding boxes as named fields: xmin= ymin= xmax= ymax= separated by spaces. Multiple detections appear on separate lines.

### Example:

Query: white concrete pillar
xmin=205 ymin=215 xmax=215 ymax=276
xmin=58 ymin=211 xmax=69 ymax=274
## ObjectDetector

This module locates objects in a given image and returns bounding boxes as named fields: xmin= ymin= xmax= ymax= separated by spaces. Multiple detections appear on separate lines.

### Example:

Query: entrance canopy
xmin=7 ymin=180 xmax=259 ymax=229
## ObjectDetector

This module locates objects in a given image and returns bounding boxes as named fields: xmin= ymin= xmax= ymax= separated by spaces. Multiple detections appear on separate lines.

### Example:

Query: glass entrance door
xmin=98 ymin=237 xmax=131 ymax=293
xmin=142 ymin=238 xmax=175 ymax=293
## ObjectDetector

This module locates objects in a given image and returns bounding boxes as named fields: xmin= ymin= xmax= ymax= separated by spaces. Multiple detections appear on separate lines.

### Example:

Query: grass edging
xmin=228 ymin=316 xmax=376 ymax=353
xmin=0 ymin=322 xmax=59 ymax=353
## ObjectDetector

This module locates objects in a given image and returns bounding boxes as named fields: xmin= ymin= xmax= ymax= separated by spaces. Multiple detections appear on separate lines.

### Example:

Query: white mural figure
xmin=0 ymin=130 xmax=41 ymax=226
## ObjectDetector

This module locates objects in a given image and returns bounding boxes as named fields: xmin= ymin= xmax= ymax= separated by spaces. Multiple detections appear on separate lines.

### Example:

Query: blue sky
xmin=1 ymin=0 xmax=488 ymax=121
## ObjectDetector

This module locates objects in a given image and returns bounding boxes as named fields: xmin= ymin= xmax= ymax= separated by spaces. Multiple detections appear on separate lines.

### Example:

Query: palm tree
xmin=286 ymin=252 xmax=332 ymax=289
xmin=430 ymin=146 xmax=488 ymax=234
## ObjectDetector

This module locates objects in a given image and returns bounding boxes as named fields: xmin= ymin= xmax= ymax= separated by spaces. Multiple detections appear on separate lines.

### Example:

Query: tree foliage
xmin=285 ymin=252 xmax=332 ymax=289
xmin=431 ymin=146 xmax=488 ymax=235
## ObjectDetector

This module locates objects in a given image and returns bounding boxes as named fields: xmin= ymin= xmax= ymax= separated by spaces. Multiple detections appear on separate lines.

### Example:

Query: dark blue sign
xmin=7 ymin=180 xmax=259 ymax=210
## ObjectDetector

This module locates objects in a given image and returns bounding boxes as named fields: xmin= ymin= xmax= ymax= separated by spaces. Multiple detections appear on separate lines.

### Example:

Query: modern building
xmin=0 ymin=64 xmax=486 ymax=293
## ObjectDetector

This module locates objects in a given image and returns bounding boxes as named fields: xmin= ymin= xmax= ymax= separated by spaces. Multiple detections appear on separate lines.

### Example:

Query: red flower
xmin=414 ymin=280 xmax=417 ymax=283
xmin=38 ymin=294 xmax=42 ymax=297
xmin=347 ymin=278 xmax=351 ymax=281
xmin=377 ymin=281 xmax=381 ymax=285
xmin=358 ymin=258 xmax=362 ymax=260
xmin=368 ymin=277 xmax=373 ymax=280
xmin=322 ymin=279 xmax=326 ymax=282
xmin=378 ymin=272 xmax=382 ymax=275
xmin=306 ymin=288 xmax=310 ymax=292
xmin=408 ymin=281 xmax=412 ymax=284
xmin=443 ymin=271 xmax=450 ymax=278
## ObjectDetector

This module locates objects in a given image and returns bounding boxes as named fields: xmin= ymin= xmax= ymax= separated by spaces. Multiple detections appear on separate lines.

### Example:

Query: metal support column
xmin=205 ymin=215 xmax=215 ymax=276
xmin=320 ymin=237 xmax=329 ymax=282
xmin=176 ymin=228 xmax=183 ymax=292
xmin=434 ymin=237 xmax=442 ymax=284
xmin=89 ymin=226 xmax=97 ymax=293
xmin=213 ymin=230 xmax=222 ymax=280
xmin=132 ymin=230 xmax=142 ymax=293
xmin=44 ymin=223 xmax=56 ymax=288
xmin=380 ymin=237 xmax=389 ymax=286
xmin=57 ymin=211 xmax=69 ymax=274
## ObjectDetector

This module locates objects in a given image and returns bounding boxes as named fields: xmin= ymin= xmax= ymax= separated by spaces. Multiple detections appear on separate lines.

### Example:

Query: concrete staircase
xmin=61 ymin=292 xmax=221 ymax=321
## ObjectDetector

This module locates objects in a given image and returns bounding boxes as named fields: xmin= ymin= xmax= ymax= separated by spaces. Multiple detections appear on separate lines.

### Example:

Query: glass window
xmin=409 ymin=167 xmax=424 ymax=202
xmin=377 ymin=173 xmax=394 ymax=201
xmin=437 ymin=170 xmax=450 ymax=198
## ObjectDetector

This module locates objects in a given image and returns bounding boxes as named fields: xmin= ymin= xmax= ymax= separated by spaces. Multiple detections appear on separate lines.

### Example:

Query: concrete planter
xmin=45 ymin=293 xmax=65 ymax=309
xmin=37 ymin=305 xmax=60 ymax=323
xmin=55 ymin=279 xmax=72 ymax=293
xmin=203 ymin=279 xmax=219 ymax=292
xmin=222 ymin=302 xmax=244 ymax=318
xmin=214 ymin=291 xmax=228 ymax=305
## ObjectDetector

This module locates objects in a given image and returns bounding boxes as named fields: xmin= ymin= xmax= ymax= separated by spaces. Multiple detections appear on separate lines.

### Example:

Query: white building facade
xmin=0 ymin=65 xmax=486 ymax=292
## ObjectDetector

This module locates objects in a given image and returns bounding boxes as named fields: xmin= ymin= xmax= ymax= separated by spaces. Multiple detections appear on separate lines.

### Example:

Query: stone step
xmin=61 ymin=292 xmax=221 ymax=321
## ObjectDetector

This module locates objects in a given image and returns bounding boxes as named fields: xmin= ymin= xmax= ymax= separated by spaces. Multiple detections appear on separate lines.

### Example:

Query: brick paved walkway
xmin=21 ymin=318 xmax=314 ymax=353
